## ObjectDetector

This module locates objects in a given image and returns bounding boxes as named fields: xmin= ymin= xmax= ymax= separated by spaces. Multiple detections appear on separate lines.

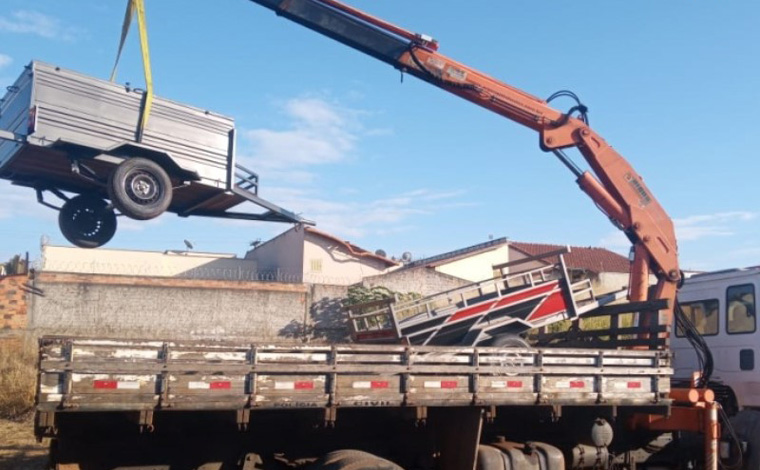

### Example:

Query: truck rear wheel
xmin=311 ymin=450 xmax=404 ymax=470
xmin=58 ymin=194 xmax=117 ymax=248
xmin=109 ymin=157 xmax=172 ymax=220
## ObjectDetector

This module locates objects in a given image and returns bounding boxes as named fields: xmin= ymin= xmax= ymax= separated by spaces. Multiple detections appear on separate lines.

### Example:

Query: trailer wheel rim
xmin=126 ymin=170 xmax=161 ymax=204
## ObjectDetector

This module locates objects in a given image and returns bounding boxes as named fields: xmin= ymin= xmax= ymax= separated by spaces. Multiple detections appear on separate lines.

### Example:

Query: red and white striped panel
xmin=188 ymin=381 xmax=233 ymax=390
xmin=352 ymin=381 xmax=390 ymax=390
xmin=93 ymin=380 xmax=141 ymax=390
xmin=488 ymin=379 xmax=531 ymax=392
xmin=274 ymin=380 xmax=316 ymax=391
xmin=423 ymin=380 xmax=459 ymax=389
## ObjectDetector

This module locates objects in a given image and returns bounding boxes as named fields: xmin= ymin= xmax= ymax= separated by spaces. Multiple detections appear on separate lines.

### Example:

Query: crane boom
xmin=249 ymin=0 xmax=680 ymax=323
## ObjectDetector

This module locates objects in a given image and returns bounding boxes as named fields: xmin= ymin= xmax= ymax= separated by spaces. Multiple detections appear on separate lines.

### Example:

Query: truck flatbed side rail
xmin=38 ymin=337 xmax=672 ymax=413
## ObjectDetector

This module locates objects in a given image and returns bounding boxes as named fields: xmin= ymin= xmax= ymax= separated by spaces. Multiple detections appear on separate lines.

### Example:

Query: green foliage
xmin=344 ymin=285 xmax=422 ymax=307
xmin=345 ymin=285 xmax=395 ymax=306
xmin=2 ymin=255 xmax=26 ymax=276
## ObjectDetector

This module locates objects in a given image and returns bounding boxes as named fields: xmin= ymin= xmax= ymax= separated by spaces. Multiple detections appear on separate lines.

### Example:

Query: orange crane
xmin=248 ymin=0 xmax=680 ymax=326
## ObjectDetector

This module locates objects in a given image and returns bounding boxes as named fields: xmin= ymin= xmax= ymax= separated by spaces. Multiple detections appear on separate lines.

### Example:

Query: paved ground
xmin=0 ymin=416 xmax=48 ymax=470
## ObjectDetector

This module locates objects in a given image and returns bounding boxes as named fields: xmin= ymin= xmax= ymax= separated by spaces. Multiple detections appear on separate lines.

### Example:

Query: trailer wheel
xmin=58 ymin=195 xmax=117 ymax=248
xmin=491 ymin=335 xmax=530 ymax=348
xmin=310 ymin=450 xmax=404 ymax=470
xmin=109 ymin=157 xmax=172 ymax=220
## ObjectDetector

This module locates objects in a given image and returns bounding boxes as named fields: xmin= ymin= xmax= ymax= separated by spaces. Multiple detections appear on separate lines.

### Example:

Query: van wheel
xmin=59 ymin=195 xmax=117 ymax=248
xmin=310 ymin=450 xmax=404 ymax=470
xmin=109 ymin=157 xmax=172 ymax=220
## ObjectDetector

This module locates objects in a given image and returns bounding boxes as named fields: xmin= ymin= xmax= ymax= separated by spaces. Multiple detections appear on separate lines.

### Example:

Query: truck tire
xmin=109 ymin=157 xmax=172 ymax=220
xmin=730 ymin=409 xmax=760 ymax=470
xmin=58 ymin=194 xmax=117 ymax=248
xmin=310 ymin=450 xmax=404 ymax=470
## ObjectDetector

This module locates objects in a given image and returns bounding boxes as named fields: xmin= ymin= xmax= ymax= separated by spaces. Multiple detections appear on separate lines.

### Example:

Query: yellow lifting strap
xmin=110 ymin=0 xmax=154 ymax=142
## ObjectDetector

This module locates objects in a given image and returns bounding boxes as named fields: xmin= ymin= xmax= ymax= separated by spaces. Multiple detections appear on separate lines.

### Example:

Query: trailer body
xmin=0 ymin=61 xmax=305 ymax=248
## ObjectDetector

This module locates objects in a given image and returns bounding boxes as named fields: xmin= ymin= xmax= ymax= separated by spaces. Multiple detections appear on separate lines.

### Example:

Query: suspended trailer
xmin=345 ymin=248 xmax=627 ymax=347
xmin=0 ymin=61 xmax=310 ymax=248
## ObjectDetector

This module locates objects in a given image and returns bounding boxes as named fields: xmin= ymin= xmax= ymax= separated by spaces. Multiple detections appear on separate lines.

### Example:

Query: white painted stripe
xmin=117 ymin=381 xmax=141 ymax=390
xmin=353 ymin=381 xmax=372 ymax=389
xmin=424 ymin=381 xmax=442 ymax=389
xmin=491 ymin=381 xmax=507 ymax=389
xmin=555 ymin=381 xmax=570 ymax=389
xmin=274 ymin=382 xmax=295 ymax=390
xmin=188 ymin=381 xmax=210 ymax=390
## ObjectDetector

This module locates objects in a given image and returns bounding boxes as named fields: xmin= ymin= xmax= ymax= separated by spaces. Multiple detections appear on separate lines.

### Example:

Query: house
xmin=402 ymin=238 xmax=510 ymax=283
xmin=508 ymin=241 xmax=630 ymax=295
xmin=398 ymin=238 xmax=631 ymax=295
xmin=245 ymin=226 xmax=398 ymax=285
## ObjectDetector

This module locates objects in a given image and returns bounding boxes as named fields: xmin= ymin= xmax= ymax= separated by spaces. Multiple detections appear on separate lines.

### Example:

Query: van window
xmin=727 ymin=284 xmax=756 ymax=334
xmin=676 ymin=299 xmax=719 ymax=337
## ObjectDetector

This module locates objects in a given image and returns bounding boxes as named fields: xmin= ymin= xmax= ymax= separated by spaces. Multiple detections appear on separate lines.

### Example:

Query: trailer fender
xmin=107 ymin=142 xmax=200 ymax=182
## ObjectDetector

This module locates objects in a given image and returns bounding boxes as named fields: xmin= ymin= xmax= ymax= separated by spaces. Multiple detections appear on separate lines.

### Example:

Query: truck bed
xmin=37 ymin=336 xmax=673 ymax=414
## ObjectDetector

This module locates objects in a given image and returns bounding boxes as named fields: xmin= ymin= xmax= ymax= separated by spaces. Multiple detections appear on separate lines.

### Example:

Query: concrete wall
xmin=436 ymin=245 xmax=510 ymax=282
xmin=0 ymin=274 xmax=28 ymax=331
xmin=27 ymin=272 xmax=309 ymax=341
xmin=362 ymin=266 xmax=470 ymax=297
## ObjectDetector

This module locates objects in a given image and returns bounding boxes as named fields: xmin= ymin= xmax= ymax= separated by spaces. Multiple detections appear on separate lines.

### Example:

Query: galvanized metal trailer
xmin=36 ymin=336 xmax=675 ymax=469
xmin=0 ymin=61 xmax=308 ymax=248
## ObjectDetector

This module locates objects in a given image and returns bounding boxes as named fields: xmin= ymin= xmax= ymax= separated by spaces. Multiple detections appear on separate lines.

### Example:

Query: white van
xmin=672 ymin=266 xmax=759 ymax=411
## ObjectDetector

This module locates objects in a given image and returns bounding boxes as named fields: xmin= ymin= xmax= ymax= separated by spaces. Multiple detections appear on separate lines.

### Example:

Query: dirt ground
xmin=0 ymin=415 xmax=48 ymax=470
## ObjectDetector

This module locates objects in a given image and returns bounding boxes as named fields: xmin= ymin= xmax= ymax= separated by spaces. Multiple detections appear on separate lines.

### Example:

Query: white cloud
xmin=0 ymin=54 xmax=11 ymax=69
xmin=599 ymin=210 xmax=757 ymax=251
xmin=0 ymin=11 xmax=82 ymax=42
xmin=265 ymin=186 xmax=466 ymax=241
xmin=675 ymin=211 xmax=756 ymax=241
xmin=242 ymin=97 xmax=359 ymax=173
xmin=238 ymin=96 xmax=472 ymax=245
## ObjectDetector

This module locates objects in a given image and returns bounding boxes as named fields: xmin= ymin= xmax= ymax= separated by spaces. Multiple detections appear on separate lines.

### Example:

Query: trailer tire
xmin=311 ymin=450 xmax=404 ymax=470
xmin=491 ymin=335 xmax=530 ymax=348
xmin=109 ymin=157 xmax=172 ymax=220
xmin=58 ymin=195 xmax=117 ymax=248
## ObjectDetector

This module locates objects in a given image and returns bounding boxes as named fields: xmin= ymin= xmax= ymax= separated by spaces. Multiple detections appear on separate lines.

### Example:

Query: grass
xmin=0 ymin=337 xmax=36 ymax=420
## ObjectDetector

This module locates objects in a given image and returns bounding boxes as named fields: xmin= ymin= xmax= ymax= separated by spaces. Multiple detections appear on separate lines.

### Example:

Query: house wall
xmin=245 ymin=227 xmax=305 ymax=281
xmin=27 ymin=272 xmax=309 ymax=341
xmin=594 ymin=272 xmax=630 ymax=295
xmin=435 ymin=245 xmax=511 ymax=282
xmin=0 ymin=274 xmax=28 ymax=331
xmin=42 ymin=245 xmax=259 ymax=281
xmin=303 ymin=234 xmax=389 ymax=286
xmin=362 ymin=267 xmax=470 ymax=297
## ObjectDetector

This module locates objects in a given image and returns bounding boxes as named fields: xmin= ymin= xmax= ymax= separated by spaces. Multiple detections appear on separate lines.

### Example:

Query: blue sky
xmin=0 ymin=1 xmax=758 ymax=272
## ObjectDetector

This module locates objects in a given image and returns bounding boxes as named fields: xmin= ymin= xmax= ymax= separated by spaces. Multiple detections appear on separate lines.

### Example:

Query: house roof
xmin=304 ymin=227 xmax=399 ymax=267
xmin=509 ymin=241 xmax=630 ymax=274
xmin=404 ymin=238 xmax=508 ymax=269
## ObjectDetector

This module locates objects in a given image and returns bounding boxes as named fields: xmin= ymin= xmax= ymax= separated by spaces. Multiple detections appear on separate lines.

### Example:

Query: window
xmin=310 ymin=258 xmax=323 ymax=273
xmin=676 ymin=299 xmax=719 ymax=337
xmin=727 ymin=284 xmax=756 ymax=334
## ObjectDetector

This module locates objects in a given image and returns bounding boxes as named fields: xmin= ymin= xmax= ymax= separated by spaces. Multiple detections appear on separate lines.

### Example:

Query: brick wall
xmin=28 ymin=272 xmax=309 ymax=341
xmin=0 ymin=274 xmax=29 ymax=331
